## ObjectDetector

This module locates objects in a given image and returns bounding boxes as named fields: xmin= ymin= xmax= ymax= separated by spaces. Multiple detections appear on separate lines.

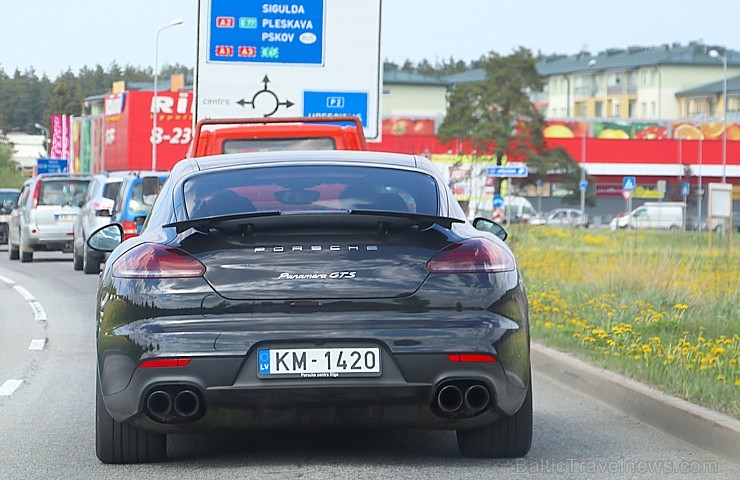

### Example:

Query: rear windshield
xmin=126 ymin=179 xmax=167 ymax=215
xmin=38 ymin=180 xmax=89 ymax=206
xmin=222 ymin=137 xmax=336 ymax=153
xmin=102 ymin=181 xmax=122 ymax=200
xmin=183 ymin=166 xmax=439 ymax=219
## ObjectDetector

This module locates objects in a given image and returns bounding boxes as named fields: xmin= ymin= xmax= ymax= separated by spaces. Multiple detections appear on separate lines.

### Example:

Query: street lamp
xmin=34 ymin=123 xmax=50 ymax=157
xmin=152 ymin=18 xmax=184 ymax=171
xmin=708 ymin=48 xmax=728 ymax=183
xmin=580 ymin=59 xmax=597 ymax=224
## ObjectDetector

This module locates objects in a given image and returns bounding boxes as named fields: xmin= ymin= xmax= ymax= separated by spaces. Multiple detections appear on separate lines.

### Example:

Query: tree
xmin=49 ymin=71 xmax=83 ymax=116
xmin=0 ymin=139 xmax=29 ymax=188
xmin=438 ymin=47 xmax=582 ymax=208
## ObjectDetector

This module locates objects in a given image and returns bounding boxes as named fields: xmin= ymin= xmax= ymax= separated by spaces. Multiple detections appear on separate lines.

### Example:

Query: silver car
xmin=8 ymin=174 xmax=91 ymax=262
xmin=72 ymin=172 xmax=125 ymax=273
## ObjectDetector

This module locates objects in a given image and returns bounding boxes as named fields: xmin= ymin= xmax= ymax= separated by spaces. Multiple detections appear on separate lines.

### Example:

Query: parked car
xmin=8 ymin=174 xmax=90 ymax=262
xmin=73 ymin=172 xmax=125 ymax=273
xmin=0 ymin=188 xmax=21 ymax=244
xmin=610 ymin=202 xmax=685 ymax=231
xmin=531 ymin=208 xmax=590 ymax=228
xmin=88 ymin=150 xmax=532 ymax=463
xmin=82 ymin=171 xmax=169 ymax=274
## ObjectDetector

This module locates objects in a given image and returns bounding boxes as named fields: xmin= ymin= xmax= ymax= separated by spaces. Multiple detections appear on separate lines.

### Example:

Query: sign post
xmin=707 ymin=183 xmax=733 ymax=252
xmin=622 ymin=176 xmax=636 ymax=227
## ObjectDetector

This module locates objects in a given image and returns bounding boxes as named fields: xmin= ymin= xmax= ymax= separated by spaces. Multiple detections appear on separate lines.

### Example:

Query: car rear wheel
xmin=19 ymin=232 xmax=33 ymax=263
xmin=8 ymin=238 xmax=19 ymax=260
xmin=457 ymin=381 xmax=532 ymax=458
xmin=83 ymin=244 xmax=101 ymax=274
xmin=96 ymin=374 xmax=166 ymax=464
xmin=73 ymin=237 xmax=83 ymax=271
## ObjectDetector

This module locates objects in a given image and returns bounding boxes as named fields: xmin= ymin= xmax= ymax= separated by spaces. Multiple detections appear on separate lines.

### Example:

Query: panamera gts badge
xmin=255 ymin=245 xmax=378 ymax=252
xmin=278 ymin=272 xmax=357 ymax=280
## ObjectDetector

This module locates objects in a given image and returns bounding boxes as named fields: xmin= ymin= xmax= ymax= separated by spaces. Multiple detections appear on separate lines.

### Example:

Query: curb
xmin=531 ymin=342 xmax=740 ymax=463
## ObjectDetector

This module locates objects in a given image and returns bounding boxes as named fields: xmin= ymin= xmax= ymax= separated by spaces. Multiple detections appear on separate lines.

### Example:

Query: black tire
xmin=457 ymin=382 xmax=532 ymax=458
xmin=83 ymin=244 xmax=101 ymax=275
xmin=8 ymin=239 xmax=19 ymax=260
xmin=96 ymin=374 xmax=166 ymax=464
xmin=19 ymin=231 xmax=33 ymax=263
xmin=73 ymin=238 xmax=83 ymax=271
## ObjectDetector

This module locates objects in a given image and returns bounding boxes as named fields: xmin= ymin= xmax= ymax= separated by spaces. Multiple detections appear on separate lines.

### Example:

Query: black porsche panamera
xmin=89 ymin=150 xmax=532 ymax=463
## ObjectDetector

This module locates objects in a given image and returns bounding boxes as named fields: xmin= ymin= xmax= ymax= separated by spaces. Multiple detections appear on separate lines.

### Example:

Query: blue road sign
xmin=622 ymin=176 xmax=636 ymax=192
xmin=487 ymin=165 xmax=528 ymax=178
xmin=579 ymin=179 xmax=588 ymax=192
xmin=493 ymin=194 xmax=505 ymax=208
xmin=36 ymin=158 xmax=68 ymax=174
xmin=303 ymin=91 xmax=368 ymax=127
xmin=681 ymin=183 xmax=690 ymax=196
xmin=207 ymin=0 xmax=325 ymax=65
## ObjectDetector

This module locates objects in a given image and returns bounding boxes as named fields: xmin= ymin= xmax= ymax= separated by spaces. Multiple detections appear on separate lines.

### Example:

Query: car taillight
xmin=31 ymin=182 xmax=40 ymax=209
xmin=121 ymin=220 xmax=139 ymax=241
xmin=112 ymin=244 xmax=206 ymax=278
xmin=427 ymin=238 xmax=515 ymax=273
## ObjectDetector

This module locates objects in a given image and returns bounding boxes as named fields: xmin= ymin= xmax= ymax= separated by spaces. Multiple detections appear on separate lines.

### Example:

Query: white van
xmin=475 ymin=196 xmax=538 ymax=224
xmin=610 ymin=202 xmax=685 ymax=231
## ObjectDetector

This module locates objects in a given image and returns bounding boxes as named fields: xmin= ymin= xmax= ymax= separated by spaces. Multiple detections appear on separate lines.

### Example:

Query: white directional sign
xmin=487 ymin=163 xmax=529 ymax=178
xmin=196 ymin=0 xmax=382 ymax=140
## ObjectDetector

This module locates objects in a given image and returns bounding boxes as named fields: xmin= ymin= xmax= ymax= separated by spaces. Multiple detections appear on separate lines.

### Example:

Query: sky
xmin=1 ymin=0 xmax=739 ymax=77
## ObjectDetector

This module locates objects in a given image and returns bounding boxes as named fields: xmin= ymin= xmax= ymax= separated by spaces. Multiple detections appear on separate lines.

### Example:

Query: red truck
xmin=186 ymin=116 xmax=367 ymax=157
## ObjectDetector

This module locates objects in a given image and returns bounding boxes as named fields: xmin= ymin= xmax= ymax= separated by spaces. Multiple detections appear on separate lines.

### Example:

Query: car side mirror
xmin=88 ymin=224 xmax=123 ymax=252
xmin=94 ymin=208 xmax=112 ymax=217
xmin=2 ymin=199 xmax=15 ymax=210
xmin=142 ymin=177 xmax=160 ymax=206
xmin=473 ymin=217 xmax=508 ymax=241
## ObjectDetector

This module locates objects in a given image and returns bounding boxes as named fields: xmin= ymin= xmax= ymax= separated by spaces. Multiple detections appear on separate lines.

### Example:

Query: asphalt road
xmin=0 ymin=249 xmax=737 ymax=479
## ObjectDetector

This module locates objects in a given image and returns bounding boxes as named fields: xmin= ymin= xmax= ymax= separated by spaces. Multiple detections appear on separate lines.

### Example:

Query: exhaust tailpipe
xmin=146 ymin=390 xmax=173 ymax=419
xmin=174 ymin=389 xmax=201 ymax=418
xmin=437 ymin=384 xmax=464 ymax=413
xmin=464 ymin=384 xmax=490 ymax=414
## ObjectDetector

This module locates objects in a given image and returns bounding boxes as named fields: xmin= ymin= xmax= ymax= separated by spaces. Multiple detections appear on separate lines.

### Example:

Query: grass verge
xmin=509 ymin=226 xmax=739 ymax=417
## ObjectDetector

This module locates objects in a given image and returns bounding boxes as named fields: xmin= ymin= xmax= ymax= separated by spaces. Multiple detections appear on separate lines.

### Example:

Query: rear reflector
xmin=447 ymin=353 xmax=497 ymax=363
xmin=139 ymin=358 xmax=191 ymax=368
xmin=121 ymin=220 xmax=139 ymax=241
xmin=113 ymin=243 xmax=206 ymax=278
xmin=427 ymin=238 xmax=515 ymax=273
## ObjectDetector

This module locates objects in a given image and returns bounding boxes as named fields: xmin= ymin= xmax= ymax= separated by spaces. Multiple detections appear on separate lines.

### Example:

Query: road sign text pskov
xmin=487 ymin=165 xmax=528 ymax=178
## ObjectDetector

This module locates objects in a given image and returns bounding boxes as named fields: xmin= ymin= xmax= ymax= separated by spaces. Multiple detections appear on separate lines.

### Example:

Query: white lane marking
xmin=0 ymin=379 xmax=23 ymax=396
xmin=29 ymin=339 xmax=46 ymax=350
xmin=0 ymin=274 xmax=16 ymax=286
xmin=30 ymin=301 xmax=47 ymax=321
xmin=12 ymin=285 xmax=36 ymax=302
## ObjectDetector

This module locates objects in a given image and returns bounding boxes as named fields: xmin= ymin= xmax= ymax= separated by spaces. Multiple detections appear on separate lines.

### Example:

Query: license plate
xmin=258 ymin=347 xmax=381 ymax=378
xmin=55 ymin=214 xmax=75 ymax=222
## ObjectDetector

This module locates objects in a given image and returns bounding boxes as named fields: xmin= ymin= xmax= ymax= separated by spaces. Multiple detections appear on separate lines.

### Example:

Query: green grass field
xmin=508 ymin=226 xmax=739 ymax=417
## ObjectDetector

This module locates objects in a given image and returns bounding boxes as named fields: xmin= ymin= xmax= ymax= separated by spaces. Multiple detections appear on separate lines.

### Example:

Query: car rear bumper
xmin=22 ymin=225 xmax=74 ymax=250
xmin=100 ymin=352 xmax=529 ymax=433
